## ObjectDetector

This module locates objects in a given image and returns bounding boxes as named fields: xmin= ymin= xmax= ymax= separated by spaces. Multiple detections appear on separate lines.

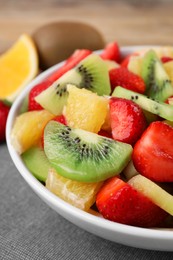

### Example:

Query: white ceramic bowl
xmin=6 ymin=46 xmax=173 ymax=251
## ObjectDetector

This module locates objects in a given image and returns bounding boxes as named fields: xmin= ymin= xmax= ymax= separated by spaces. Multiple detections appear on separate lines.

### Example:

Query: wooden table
xmin=1 ymin=0 xmax=173 ymax=53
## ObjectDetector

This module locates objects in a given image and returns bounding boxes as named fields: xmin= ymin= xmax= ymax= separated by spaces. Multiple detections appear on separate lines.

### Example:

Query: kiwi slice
xmin=142 ymin=50 xmax=173 ymax=101
xmin=112 ymin=86 xmax=173 ymax=121
xmin=44 ymin=121 xmax=132 ymax=183
xmin=35 ymin=54 xmax=111 ymax=115
xmin=22 ymin=146 xmax=51 ymax=182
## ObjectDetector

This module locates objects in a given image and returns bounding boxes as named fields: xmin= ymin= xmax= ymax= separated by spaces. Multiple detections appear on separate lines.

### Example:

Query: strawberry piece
xmin=133 ymin=121 xmax=173 ymax=182
xmin=0 ymin=101 xmax=10 ymax=142
xmin=96 ymin=177 xmax=167 ymax=227
xmin=161 ymin=56 xmax=173 ymax=63
xmin=109 ymin=97 xmax=147 ymax=145
xmin=41 ymin=115 xmax=66 ymax=148
xmin=100 ymin=42 xmax=120 ymax=62
xmin=109 ymin=67 xmax=145 ymax=93
xmin=47 ymin=49 xmax=92 ymax=83
xmin=28 ymin=80 xmax=52 ymax=111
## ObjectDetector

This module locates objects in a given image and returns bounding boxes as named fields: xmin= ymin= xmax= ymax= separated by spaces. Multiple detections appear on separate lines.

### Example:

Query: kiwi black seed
xmin=35 ymin=54 xmax=111 ymax=115
xmin=44 ymin=121 xmax=132 ymax=183
xmin=141 ymin=50 xmax=173 ymax=101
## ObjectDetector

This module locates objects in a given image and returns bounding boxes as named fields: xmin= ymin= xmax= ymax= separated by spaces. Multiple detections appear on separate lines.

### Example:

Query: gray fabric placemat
xmin=1 ymin=143 xmax=173 ymax=260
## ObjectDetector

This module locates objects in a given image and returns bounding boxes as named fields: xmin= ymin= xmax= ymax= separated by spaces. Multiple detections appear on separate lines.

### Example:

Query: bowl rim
xmin=6 ymin=45 xmax=173 ymax=249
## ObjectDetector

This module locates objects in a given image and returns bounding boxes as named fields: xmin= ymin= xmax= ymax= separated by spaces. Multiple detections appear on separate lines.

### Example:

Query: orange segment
xmin=64 ymin=84 xmax=108 ymax=133
xmin=46 ymin=168 xmax=103 ymax=211
xmin=11 ymin=110 xmax=54 ymax=154
xmin=0 ymin=34 xmax=38 ymax=101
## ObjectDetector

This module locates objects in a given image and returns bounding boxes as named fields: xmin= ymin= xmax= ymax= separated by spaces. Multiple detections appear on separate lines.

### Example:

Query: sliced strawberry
xmin=0 ymin=101 xmax=10 ymax=142
xmin=133 ymin=121 xmax=173 ymax=182
xmin=96 ymin=177 xmax=167 ymax=227
xmin=41 ymin=115 xmax=67 ymax=148
xmin=47 ymin=49 xmax=92 ymax=83
xmin=100 ymin=42 xmax=120 ymax=62
xmin=161 ymin=56 xmax=173 ymax=63
xmin=109 ymin=67 xmax=145 ymax=93
xmin=28 ymin=80 xmax=52 ymax=111
xmin=109 ymin=97 xmax=147 ymax=145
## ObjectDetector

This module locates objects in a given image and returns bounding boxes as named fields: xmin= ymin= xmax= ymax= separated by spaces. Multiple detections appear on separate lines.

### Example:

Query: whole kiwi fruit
xmin=32 ymin=21 xmax=105 ymax=70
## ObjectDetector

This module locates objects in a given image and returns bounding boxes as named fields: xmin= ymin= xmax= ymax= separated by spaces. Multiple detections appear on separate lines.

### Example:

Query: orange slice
xmin=0 ymin=34 xmax=38 ymax=102
xmin=11 ymin=110 xmax=54 ymax=154
xmin=46 ymin=168 xmax=103 ymax=211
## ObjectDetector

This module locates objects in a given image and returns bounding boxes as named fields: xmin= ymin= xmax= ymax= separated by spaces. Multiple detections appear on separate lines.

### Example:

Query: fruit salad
xmin=11 ymin=42 xmax=173 ymax=228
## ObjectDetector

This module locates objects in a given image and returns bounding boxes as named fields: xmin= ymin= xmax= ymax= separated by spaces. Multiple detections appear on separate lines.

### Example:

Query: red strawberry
xmin=133 ymin=121 xmax=173 ymax=182
xmin=41 ymin=115 xmax=66 ymax=148
xmin=47 ymin=49 xmax=92 ymax=83
xmin=109 ymin=97 xmax=147 ymax=145
xmin=100 ymin=42 xmax=120 ymax=62
xmin=28 ymin=80 xmax=52 ymax=111
xmin=161 ymin=56 xmax=173 ymax=63
xmin=109 ymin=67 xmax=145 ymax=93
xmin=0 ymin=101 xmax=10 ymax=142
xmin=96 ymin=177 xmax=167 ymax=227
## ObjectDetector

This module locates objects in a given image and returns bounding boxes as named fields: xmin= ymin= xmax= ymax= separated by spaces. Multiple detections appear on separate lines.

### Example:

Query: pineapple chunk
xmin=64 ymin=84 xmax=108 ymax=133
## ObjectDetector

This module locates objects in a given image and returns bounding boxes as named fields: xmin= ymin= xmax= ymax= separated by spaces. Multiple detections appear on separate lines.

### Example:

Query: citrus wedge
xmin=46 ymin=168 xmax=103 ymax=211
xmin=0 ymin=34 xmax=38 ymax=101
xmin=11 ymin=110 xmax=54 ymax=154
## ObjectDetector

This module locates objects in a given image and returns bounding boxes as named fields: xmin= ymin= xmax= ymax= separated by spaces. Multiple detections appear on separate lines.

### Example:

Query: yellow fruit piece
xmin=46 ymin=168 xmax=103 ymax=211
xmin=101 ymin=103 xmax=111 ymax=132
xmin=0 ymin=34 xmax=38 ymax=101
xmin=164 ymin=61 xmax=173 ymax=83
xmin=104 ymin=60 xmax=120 ymax=71
xmin=128 ymin=56 xmax=143 ymax=76
xmin=64 ymin=84 xmax=108 ymax=133
xmin=128 ymin=174 xmax=173 ymax=216
xmin=11 ymin=110 xmax=54 ymax=154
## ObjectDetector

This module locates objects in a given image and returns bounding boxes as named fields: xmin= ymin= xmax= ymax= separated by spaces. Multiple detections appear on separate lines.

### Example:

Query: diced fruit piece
xmin=112 ymin=86 xmax=173 ymax=121
xmin=100 ymin=42 xmax=120 ymax=62
xmin=109 ymin=97 xmax=147 ymax=145
xmin=11 ymin=110 xmax=54 ymax=154
xmin=98 ymin=130 xmax=112 ymax=138
xmin=161 ymin=56 xmax=173 ymax=63
xmin=163 ymin=61 xmax=173 ymax=84
xmin=19 ymin=95 xmax=29 ymax=114
xmin=0 ymin=34 xmax=38 ymax=102
xmin=29 ymin=80 xmax=52 ymax=111
xmin=22 ymin=146 xmax=51 ymax=182
xmin=44 ymin=121 xmax=132 ymax=182
xmin=64 ymin=85 xmax=108 ymax=133
xmin=127 ymin=55 xmax=142 ymax=76
xmin=133 ymin=121 xmax=173 ymax=182
xmin=109 ymin=67 xmax=145 ymax=93
xmin=96 ymin=177 xmax=167 ymax=227
xmin=47 ymin=49 xmax=92 ymax=83
xmin=104 ymin=60 xmax=120 ymax=70
xmin=123 ymin=160 xmax=139 ymax=180
xmin=128 ymin=174 xmax=173 ymax=216
xmin=101 ymin=100 xmax=111 ymax=133
xmin=35 ymin=54 xmax=111 ymax=115
xmin=141 ymin=50 xmax=173 ymax=101
xmin=0 ymin=101 xmax=10 ymax=142
xmin=46 ymin=168 xmax=103 ymax=211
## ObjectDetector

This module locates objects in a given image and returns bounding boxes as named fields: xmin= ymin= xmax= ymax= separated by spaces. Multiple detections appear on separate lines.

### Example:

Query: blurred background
xmin=1 ymin=0 xmax=173 ymax=53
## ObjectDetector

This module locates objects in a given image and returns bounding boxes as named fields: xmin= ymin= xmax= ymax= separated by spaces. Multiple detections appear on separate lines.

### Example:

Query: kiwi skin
xmin=44 ymin=121 xmax=132 ymax=183
xmin=32 ymin=21 xmax=105 ymax=70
